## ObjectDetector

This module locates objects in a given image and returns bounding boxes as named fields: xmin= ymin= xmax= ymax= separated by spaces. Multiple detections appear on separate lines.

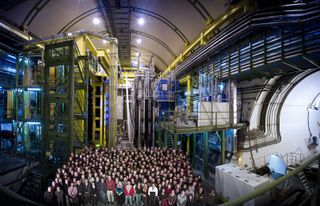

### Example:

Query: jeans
xmin=100 ymin=190 xmax=106 ymax=204
xmin=125 ymin=196 xmax=133 ymax=205
xmin=133 ymin=193 xmax=141 ymax=205
xmin=107 ymin=190 xmax=114 ymax=203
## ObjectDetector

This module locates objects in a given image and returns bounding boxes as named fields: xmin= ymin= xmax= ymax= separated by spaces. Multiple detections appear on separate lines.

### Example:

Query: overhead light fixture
xmin=106 ymin=49 xmax=110 ymax=53
xmin=93 ymin=17 xmax=100 ymax=25
xmin=136 ymin=52 xmax=140 ymax=57
xmin=102 ymin=39 xmax=107 ymax=44
xmin=138 ymin=18 xmax=145 ymax=25
xmin=67 ymin=32 xmax=72 ymax=37
xmin=136 ymin=38 xmax=142 ymax=44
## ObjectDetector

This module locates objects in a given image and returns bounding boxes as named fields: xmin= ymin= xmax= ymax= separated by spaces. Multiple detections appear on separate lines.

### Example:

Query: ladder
xmin=297 ymin=171 xmax=312 ymax=196
xmin=167 ymin=133 xmax=173 ymax=148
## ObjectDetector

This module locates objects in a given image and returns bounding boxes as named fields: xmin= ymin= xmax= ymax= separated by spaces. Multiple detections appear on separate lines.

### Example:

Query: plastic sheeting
xmin=215 ymin=164 xmax=271 ymax=206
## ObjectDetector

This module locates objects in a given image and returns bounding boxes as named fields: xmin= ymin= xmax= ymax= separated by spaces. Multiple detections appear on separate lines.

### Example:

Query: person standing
xmin=76 ymin=180 xmax=84 ymax=206
xmin=167 ymin=190 xmax=176 ymax=206
xmin=141 ymin=183 xmax=149 ymax=206
xmin=68 ymin=182 xmax=78 ymax=206
xmin=63 ymin=179 xmax=70 ymax=206
xmin=99 ymin=178 xmax=107 ymax=204
xmin=43 ymin=186 xmax=55 ymax=206
xmin=83 ymin=179 xmax=92 ymax=205
xmin=133 ymin=182 xmax=142 ymax=206
xmin=148 ymin=183 xmax=158 ymax=206
xmin=91 ymin=182 xmax=99 ymax=206
xmin=55 ymin=186 xmax=65 ymax=206
xmin=186 ymin=194 xmax=195 ymax=206
xmin=106 ymin=175 xmax=116 ymax=204
xmin=124 ymin=182 xmax=134 ymax=205
xmin=177 ymin=191 xmax=187 ymax=206
xmin=115 ymin=181 xmax=125 ymax=206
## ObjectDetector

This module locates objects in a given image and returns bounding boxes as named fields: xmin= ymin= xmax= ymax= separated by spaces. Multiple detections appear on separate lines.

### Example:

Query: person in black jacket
xmin=43 ymin=186 xmax=55 ymax=206
xmin=186 ymin=194 xmax=195 ymax=206
xmin=99 ymin=178 xmax=107 ymax=204
xmin=55 ymin=186 xmax=65 ymax=206
xmin=76 ymin=180 xmax=85 ymax=206
xmin=92 ymin=182 xmax=99 ymax=206
xmin=83 ymin=179 xmax=92 ymax=205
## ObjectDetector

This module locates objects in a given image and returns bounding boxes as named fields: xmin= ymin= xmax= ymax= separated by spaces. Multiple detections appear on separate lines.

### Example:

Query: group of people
xmin=43 ymin=146 xmax=212 ymax=206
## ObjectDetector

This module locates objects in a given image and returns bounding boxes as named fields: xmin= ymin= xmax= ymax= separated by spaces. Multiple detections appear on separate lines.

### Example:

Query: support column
xmin=174 ymin=133 xmax=178 ymax=149
xmin=221 ymin=130 xmax=226 ymax=164
xmin=204 ymin=132 xmax=209 ymax=178
xmin=187 ymin=135 xmax=190 ymax=156
xmin=187 ymin=75 xmax=191 ymax=112
xmin=192 ymin=133 xmax=196 ymax=168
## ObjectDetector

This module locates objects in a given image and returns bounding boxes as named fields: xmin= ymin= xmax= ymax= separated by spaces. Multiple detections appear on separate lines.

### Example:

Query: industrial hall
xmin=0 ymin=0 xmax=319 ymax=206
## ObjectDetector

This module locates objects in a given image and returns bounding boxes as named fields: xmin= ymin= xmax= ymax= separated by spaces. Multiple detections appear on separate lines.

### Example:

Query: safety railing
xmin=154 ymin=91 xmax=175 ymax=102
xmin=172 ymin=3 xmax=320 ymax=78
xmin=219 ymin=152 xmax=320 ymax=206
xmin=160 ymin=110 xmax=234 ymax=132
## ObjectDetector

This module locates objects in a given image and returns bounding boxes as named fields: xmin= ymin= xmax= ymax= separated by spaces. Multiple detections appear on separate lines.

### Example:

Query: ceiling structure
xmin=0 ymin=0 xmax=229 ymax=71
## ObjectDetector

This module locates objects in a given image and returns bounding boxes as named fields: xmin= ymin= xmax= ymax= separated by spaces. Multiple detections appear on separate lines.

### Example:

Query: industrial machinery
xmin=5 ymin=31 xmax=118 ymax=161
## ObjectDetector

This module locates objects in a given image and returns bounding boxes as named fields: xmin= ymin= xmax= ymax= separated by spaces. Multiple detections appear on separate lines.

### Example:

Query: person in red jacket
xmin=105 ymin=175 xmax=115 ymax=204
xmin=124 ymin=182 xmax=134 ymax=205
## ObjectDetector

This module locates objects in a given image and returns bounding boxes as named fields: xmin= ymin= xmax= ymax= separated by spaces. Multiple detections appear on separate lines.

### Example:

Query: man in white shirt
xmin=148 ymin=183 xmax=158 ymax=206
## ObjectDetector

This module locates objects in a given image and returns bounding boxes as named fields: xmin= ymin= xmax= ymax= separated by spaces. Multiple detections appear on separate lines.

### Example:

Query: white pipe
xmin=125 ymin=74 xmax=132 ymax=141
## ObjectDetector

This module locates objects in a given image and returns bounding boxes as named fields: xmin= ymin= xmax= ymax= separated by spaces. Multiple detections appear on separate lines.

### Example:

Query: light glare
xmin=138 ymin=18 xmax=145 ymax=25
xmin=93 ymin=17 xmax=100 ymax=25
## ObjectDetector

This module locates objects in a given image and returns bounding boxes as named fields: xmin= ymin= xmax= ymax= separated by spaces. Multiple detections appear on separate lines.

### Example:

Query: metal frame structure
xmin=9 ymin=31 xmax=119 ymax=160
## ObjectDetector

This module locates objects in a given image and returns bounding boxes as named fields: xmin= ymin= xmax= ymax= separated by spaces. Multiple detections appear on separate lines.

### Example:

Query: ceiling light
xmin=102 ymin=39 xmax=107 ymax=44
xmin=136 ymin=38 xmax=142 ymax=44
xmin=107 ymin=49 xmax=110 ymax=53
xmin=93 ymin=17 xmax=100 ymax=25
xmin=67 ymin=32 xmax=72 ymax=37
xmin=136 ymin=52 xmax=140 ymax=57
xmin=138 ymin=18 xmax=145 ymax=25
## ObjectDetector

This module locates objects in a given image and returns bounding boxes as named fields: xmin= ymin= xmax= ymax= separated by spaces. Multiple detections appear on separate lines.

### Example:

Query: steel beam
xmin=204 ymin=132 xmax=209 ymax=178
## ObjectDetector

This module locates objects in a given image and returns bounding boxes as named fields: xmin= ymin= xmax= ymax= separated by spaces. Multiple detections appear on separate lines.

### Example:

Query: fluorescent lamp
xmin=27 ymin=88 xmax=41 ymax=91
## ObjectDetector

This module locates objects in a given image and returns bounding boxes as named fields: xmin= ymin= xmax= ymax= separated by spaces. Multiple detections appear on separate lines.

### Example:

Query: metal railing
xmin=160 ymin=110 xmax=234 ymax=132
xmin=172 ymin=3 xmax=320 ymax=78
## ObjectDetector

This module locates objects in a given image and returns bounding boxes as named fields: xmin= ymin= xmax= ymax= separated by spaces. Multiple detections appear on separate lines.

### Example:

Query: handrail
xmin=171 ymin=3 xmax=320 ymax=78
xmin=220 ymin=152 xmax=320 ymax=206
xmin=160 ymin=0 xmax=250 ymax=78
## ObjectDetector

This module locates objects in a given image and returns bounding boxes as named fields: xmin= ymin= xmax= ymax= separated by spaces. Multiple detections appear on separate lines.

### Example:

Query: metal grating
xmin=101 ymin=0 xmax=131 ymax=67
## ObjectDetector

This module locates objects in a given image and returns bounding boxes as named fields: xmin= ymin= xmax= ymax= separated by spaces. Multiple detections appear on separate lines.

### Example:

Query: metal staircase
xmin=166 ymin=133 xmax=174 ymax=148
xmin=297 ymin=171 xmax=313 ymax=196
